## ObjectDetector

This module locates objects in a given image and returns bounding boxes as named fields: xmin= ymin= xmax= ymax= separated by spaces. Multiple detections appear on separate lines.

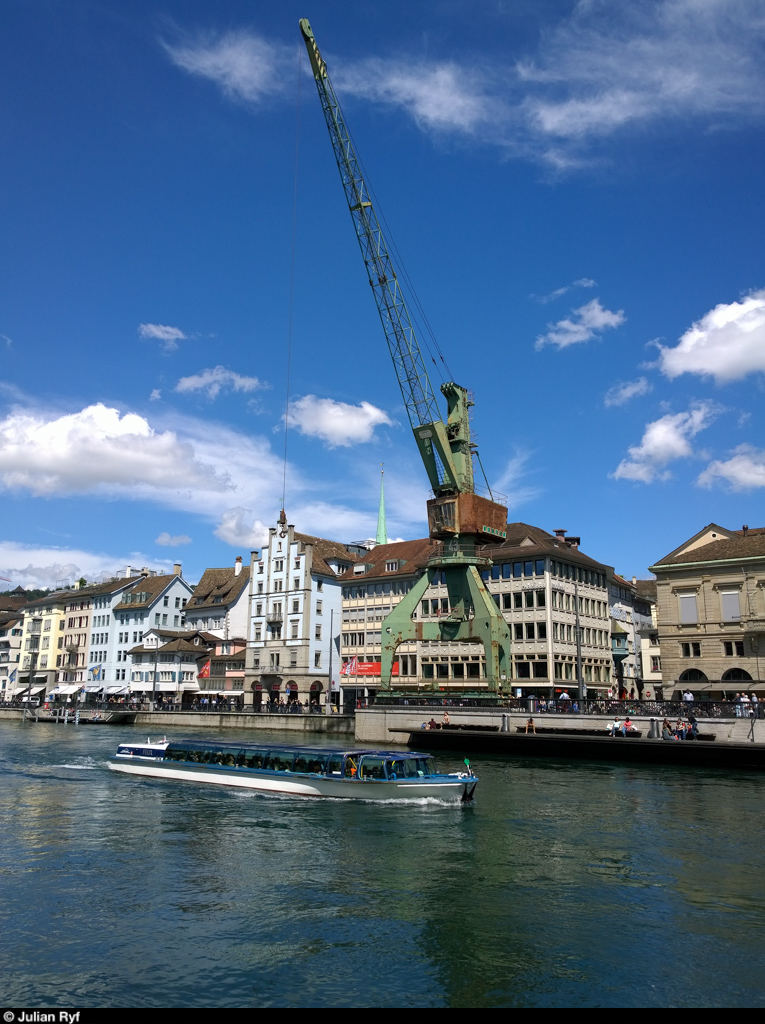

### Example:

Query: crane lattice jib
xmin=301 ymin=24 xmax=440 ymax=432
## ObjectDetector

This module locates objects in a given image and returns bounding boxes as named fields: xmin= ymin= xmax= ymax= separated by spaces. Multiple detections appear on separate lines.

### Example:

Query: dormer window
xmin=385 ymin=561 xmax=398 ymax=572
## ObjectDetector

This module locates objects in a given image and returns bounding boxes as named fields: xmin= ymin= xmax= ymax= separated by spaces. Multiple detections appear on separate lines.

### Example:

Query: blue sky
xmin=2 ymin=0 xmax=765 ymax=588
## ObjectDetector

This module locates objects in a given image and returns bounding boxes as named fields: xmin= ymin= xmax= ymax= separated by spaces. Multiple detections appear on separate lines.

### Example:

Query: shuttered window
xmin=679 ymin=593 xmax=698 ymax=623
xmin=721 ymin=591 xmax=740 ymax=622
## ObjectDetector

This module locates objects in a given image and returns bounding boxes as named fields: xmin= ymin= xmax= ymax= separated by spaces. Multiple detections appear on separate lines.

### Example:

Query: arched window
xmin=679 ymin=668 xmax=707 ymax=682
xmin=721 ymin=668 xmax=752 ymax=682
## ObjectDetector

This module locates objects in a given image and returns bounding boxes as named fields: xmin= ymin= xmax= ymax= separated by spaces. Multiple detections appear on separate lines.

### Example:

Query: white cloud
xmin=335 ymin=59 xmax=502 ymax=136
xmin=0 ymin=403 xmax=230 ymax=496
xmin=213 ymin=508 xmax=269 ymax=547
xmin=0 ymin=541 xmax=173 ymax=590
xmin=176 ymin=366 xmax=264 ymax=400
xmin=535 ymin=278 xmax=597 ymax=304
xmin=138 ymin=323 xmax=187 ymax=352
xmin=535 ymin=298 xmax=625 ymax=350
xmin=286 ymin=395 xmax=393 ymax=448
xmin=1 ymin=334 xmax=11 ymax=348
xmin=162 ymin=29 xmax=291 ymax=104
xmin=155 ymin=532 xmax=192 ymax=547
xmin=492 ymin=450 xmax=541 ymax=510
xmin=163 ymin=4 xmax=765 ymax=167
xmin=697 ymin=444 xmax=765 ymax=490
xmin=612 ymin=401 xmax=719 ymax=483
xmin=658 ymin=288 xmax=765 ymax=382
xmin=150 ymin=389 xmax=162 ymax=401
xmin=604 ymin=377 xmax=653 ymax=407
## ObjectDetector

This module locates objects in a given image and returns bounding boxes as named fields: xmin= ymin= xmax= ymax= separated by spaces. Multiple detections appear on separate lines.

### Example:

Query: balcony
xmin=742 ymin=618 xmax=765 ymax=633
xmin=266 ymin=609 xmax=283 ymax=623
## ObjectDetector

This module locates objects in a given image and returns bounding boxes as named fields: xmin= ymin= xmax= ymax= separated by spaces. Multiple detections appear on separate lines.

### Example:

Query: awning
xmin=180 ymin=681 xmax=199 ymax=691
xmin=154 ymin=682 xmax=179 ymax=692
xmin=33 ymin=674 xmax=48 ymax=680
xmin=83 ymin=685 xmax=102 ymax=693
xmin=54 ymin=684 xmax=79 ymax=695
xmin=28 ymin=685 xmax=44 ymax=694
xmin=104 ymin=685 xmax=129 ymax=694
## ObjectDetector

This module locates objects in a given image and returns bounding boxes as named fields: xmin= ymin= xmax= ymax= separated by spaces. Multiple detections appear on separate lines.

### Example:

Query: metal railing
xmin=371 ymin=695 xmax=764 ymax=719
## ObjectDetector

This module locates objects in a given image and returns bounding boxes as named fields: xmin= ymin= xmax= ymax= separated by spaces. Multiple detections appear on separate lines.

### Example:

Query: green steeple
xmin=376 ymin=465 xmax=388 ymax=546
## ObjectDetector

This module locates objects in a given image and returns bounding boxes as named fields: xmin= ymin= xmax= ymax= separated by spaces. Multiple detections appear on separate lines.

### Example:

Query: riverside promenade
xmin=0 ymin=706 xmax=355 ymax=735
xmin=354 ymin=702 xmax=765 ymax=769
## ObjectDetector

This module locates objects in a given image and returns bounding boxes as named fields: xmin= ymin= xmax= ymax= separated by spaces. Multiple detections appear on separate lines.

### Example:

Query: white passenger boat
xmin=108 ymin=738 xmax=478 ymax=802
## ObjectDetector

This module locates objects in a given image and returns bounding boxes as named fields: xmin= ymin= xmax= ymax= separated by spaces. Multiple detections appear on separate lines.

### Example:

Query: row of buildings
xmin=1 ymin=514 xmax=763 ymax=706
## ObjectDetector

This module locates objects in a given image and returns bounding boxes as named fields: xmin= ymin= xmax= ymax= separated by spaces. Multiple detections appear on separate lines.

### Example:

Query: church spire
xmin=375 ymin=464 xmax=388 ymax=546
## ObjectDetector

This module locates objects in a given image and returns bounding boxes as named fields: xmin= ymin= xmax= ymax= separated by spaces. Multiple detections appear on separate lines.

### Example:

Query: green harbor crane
xmin=300 ymin=19 xmax=513 ymax=694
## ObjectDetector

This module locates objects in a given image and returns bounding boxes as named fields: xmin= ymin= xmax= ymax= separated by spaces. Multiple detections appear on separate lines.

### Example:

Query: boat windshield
xmin=385 ymin=757 xmax=436 ymax=778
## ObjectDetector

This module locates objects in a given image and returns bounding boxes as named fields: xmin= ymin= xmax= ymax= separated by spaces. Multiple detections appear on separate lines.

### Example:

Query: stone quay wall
xmin=354 ymin=706 xmax=765 ymax=746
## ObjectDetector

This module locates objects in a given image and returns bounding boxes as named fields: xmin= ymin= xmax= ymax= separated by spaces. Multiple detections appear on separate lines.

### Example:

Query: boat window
xmin=306 ymin=754 xmax=328 ymax=774
xmin=292 ymin=754 xmax=310 ymax=774
xmin=242 ymin=750 xmax=265 ymax=769
xmin=327 ymin=754 xmax=343 ymax=776
xmin=386 ymin=759 xmax=406 ymax=779
xmin=265 ymin=750 xmax=296 ymax=772
xmin=359 ymin=756 xmax=386 ymax=780
xmin=343 ymin=755 xmax=359 ymax=778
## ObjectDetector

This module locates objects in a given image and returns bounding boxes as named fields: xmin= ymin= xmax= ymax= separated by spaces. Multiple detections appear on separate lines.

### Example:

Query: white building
xmin=127 ymin=626 xmax=214 ymax=702
xmin=246 ymin=511 xmax=357 ymax=707
xmin=609 ymin=574 xmax=655 ymax=696
xmin=0 ymin=611 xmax=23 ymax=698
xmin=182 ymin=557 xmax=250 ymax=638
xmin=88 ymin=567 xmax=193 ymax=689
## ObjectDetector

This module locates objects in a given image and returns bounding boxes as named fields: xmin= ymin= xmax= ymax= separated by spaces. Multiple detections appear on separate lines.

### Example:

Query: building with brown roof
xmin=127 ymin=626 xmax=215 ymax=703
xmin=338 ymin=537 xmax=439 ymax=705
xmin=337 ymin=525 xmax=615 ymax=700
xmin=247 ymin=511 xmax=358 ymax=707
xmin=183 ymin=557 xmax=250 ymax=638
xmin=649 ymin=523 xmax=765 ymax=697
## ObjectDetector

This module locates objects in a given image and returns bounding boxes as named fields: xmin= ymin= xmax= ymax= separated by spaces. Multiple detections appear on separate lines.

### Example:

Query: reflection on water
xmin=0 ymin=720 xmax=763 ymax=1007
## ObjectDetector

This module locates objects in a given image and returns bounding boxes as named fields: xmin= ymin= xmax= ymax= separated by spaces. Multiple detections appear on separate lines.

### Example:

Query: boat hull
xmin=108 ymin=758 xmax=476 ymax=801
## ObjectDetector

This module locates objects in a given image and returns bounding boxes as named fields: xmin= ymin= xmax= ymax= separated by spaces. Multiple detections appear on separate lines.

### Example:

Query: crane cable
xmin=344 ymin=118 xmax=455 ymax=385
xmin=281 ymin=43 xmax=302 ymax=513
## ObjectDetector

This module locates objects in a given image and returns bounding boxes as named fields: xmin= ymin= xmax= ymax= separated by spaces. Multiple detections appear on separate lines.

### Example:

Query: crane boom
xmin=300 ymin=19 xmax=476 ymax=500
xmin=301 ymin=18 xmax=513 ymax=694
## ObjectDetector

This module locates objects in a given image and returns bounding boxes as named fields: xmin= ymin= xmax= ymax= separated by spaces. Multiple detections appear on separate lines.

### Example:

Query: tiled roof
xmin=336 ymin=538 xmax=438 ymax=582
xmin=128 ymin=637 xmax=213 ymax=656
xmin=294 ymin=533 xmax=360 ymax=576
xmin=654 ymin=529 xmax=765 ymax=567
xmin=185 ymin=565 xmax=250 ymax=612
xmin=113 ymin=574 xmax=181 ymax=611
xmin=476 ymin=523 xmax=612 ymax=573
xmin=635 ymin=579 xmax=657 ymax=602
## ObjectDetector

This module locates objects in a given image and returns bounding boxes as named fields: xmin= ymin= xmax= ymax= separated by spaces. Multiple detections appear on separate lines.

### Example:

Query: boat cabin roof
xmin=161 ymin=740 xmax=430 ymax=759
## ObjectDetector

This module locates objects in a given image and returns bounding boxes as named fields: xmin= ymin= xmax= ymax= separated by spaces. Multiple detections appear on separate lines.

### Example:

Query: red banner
xmin=342 ymin=661 xmax=399 ymax=677
xmin=198 ymin=660 xmax=211 ymax=679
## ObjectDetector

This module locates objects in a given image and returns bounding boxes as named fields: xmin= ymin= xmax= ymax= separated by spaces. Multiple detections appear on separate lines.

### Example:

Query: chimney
xmin=234 ymin=556 xmax=243 ymax=577
xmin=173 ymin=563 xmax=182 ymax=576
xmin=743 ymin=525 xmax=749 ymax=537
xmin=632 ymin=576 xmax=637 ymax=586
xmin=554 ymin=529 xmax=567 ymax=538
xmin=124 ymin=565 xmax=132 ymax=579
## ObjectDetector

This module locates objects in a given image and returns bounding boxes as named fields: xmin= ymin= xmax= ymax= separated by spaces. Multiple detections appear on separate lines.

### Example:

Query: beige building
xmin=18 ymin=591 xmax=69 ymax=697
xmin=339 ymin=537 xmax=439 ymax=703
xmin=649 ymin=523 xmax=765 ymax=698
xmin=340 ymin=525 xmax=615 ymax=697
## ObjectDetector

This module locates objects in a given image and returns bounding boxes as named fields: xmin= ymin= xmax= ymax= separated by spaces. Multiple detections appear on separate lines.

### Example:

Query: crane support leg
xmin=381 ymin=563 xmax=512 ymax=694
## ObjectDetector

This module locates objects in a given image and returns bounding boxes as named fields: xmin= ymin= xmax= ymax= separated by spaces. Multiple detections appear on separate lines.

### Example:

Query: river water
xmin=1 ymin=719 xmax=764 ymax=1007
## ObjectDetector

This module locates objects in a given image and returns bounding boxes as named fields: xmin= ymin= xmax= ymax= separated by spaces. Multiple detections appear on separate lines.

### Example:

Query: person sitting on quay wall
xmin=525 ymin=716 xmax=536 ymax=734
xmin=607 ymin=717 xmax=622 ymax=736
xmin=662 ymin=718 xmax=678 ymax=741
